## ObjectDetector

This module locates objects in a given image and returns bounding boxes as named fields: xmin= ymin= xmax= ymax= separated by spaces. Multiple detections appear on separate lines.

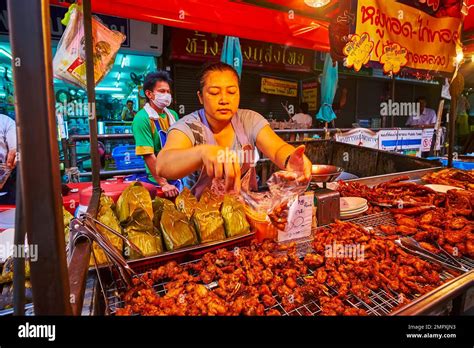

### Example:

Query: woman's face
xmin=198 ymin=70 xmax=240 ymax=122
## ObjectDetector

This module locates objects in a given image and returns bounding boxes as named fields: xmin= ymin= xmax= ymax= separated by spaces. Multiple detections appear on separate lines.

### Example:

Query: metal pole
xmin=447 ymin=73 xmax=464 ymax=168
xmin=67 ymin=0 xmax=101 ymax=315
xmin=8 ymin=0 xmax=72 ymax=314
xmin=391 ymin=75 xmax=395 ymax=128
xmin=448 ymin=96 xmax=458 ymax=168
xmin=83 ymin=0 xmax=101 ymax=194
xmin=13 ymin=166 xmax=25 ymax=315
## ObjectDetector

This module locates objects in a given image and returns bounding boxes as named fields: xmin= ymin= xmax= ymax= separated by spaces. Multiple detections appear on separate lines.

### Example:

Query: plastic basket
xmin=112 ymin=145 xmax=145 ymax=170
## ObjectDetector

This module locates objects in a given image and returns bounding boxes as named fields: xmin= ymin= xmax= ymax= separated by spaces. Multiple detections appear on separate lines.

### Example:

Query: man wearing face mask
xmin=132 ymin=71 xmax=180 ymax=197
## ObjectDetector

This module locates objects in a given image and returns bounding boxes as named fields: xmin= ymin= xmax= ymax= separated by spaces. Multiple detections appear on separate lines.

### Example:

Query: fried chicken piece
xmin=418 ymin=242 xmax=440 ymax=254
xmin=397 ymin=225 xmax=418 ymax=236
xmin=315 ymin=269 xmax=328 ymax=283
xmin=449 ymin=216 xmax=469 ymax=230
xmin=343 ymin=307 xmax=367 ymax=316
xmin=304 ymin=253 xmax=324 ymax=268
xmin=396 ymin=216 xmax=418 ymax=228
xmin=261 ymin=294 xmax=277 ymax=307
xmin=266 ymin=308 xmax=281 ymax=316
xmin=444 ymin=230 xmax=468 ymax=244
xmin=379 ymin=225 xmax=397 ymax=235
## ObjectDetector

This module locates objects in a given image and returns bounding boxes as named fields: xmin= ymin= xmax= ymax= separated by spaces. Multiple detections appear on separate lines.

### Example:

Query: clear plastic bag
xmin=241 ymin=167 xmax=309 ymax=238
xmin=53 ymin=6 xmax=125 ymax=89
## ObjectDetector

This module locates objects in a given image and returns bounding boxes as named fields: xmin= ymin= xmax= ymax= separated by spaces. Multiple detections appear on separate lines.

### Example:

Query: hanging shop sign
xmin=170 ymin=29 xmax=313 ymax=73
xmin=261 ymin=77 xmax=298 ymax=97
xmin=0 ymin=0 xmax=164 ymax=56
xmin=335 ymin=128 xmax=379 ymax=149
xmin=342 ymin=33 xmax=374 ymax=72
xmin=301 ymin=80 xmax=318 ymax=111
xmin=354 ymin=0 xmax=462 ymax=73
xmin=379 ymin=42 xmax=408 ymax=74
xmin=421 ymin=128 xmax=442 ymax=152
xmin=378 ymin=129 xmax=423 ymax=156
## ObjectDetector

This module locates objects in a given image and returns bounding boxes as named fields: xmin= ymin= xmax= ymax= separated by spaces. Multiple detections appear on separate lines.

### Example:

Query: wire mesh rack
xmin=103 ymin=211 xmax=472 ymax=316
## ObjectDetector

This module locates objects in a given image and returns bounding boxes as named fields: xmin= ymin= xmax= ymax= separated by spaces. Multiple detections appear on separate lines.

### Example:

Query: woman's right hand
xmin=200 ymin=145 xmax=241 ymax=193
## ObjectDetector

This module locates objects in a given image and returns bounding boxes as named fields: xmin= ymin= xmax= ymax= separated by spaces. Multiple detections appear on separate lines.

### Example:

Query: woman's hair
xmin=143 ymin=71 xmax=172 ymax=102
xmin=197 ymin=62 xmax=240 ymax=93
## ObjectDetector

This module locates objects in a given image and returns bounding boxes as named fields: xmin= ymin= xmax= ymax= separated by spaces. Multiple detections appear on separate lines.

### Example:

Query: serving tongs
xmin=72 ymin=215 xmax=149 ymax=281
xmin=395 ymin=237 xmax=468 ymax=273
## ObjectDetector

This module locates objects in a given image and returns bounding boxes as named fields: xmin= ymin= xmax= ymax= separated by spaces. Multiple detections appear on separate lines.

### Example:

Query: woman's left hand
xmin=286 ymin=145 xmax=312 ymax=183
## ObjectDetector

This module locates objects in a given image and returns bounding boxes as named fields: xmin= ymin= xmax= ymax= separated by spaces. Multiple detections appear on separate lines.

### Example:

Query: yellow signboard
xmin=355 ymin=0 xmax=462 ymax=73
xmin=302 ymin=81 xmax=318 ymax=111
xmin=343 ymin=33 xmax=374 ymax=72
xmin=379 ymin=43 xmax=408 ymax=74
xmin=261 ymin=77 xmax=298 ymax=97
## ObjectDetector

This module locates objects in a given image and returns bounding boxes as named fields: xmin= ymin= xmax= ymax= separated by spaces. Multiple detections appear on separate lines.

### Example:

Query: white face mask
xmin=152 ymin=92 xmax=172 ymax=109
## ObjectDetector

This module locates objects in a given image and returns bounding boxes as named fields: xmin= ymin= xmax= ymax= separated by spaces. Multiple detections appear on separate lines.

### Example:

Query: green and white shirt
xmin=132 ymin=103 xmax=179 ymax=182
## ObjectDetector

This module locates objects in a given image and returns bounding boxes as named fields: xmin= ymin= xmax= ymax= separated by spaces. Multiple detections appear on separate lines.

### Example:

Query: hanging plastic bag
xmin=241 ymin=167 xmax=309 ymax=240
xmin=53 ymin=5 xmax=125 ymax=89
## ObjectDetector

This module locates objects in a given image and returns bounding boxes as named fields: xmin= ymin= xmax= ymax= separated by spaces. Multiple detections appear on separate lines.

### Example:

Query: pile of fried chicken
xmin=422 ymin=168 xmax=474 ymax=191
xmin=116 ymin=220 xmax=451 ymax=316
xmin=337 ymin=176 xmax=446 ymax=215
xmin=337 ymin=175 xmax=474 ymax=258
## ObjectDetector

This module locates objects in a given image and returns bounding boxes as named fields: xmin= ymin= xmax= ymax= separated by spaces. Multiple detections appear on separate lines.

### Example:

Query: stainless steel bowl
xmin=310 ymin=165 xmax=344 ymax=183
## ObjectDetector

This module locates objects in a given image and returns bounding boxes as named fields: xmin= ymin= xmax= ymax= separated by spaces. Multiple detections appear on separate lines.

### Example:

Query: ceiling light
xmin=304 ymin=0 xmax=330 ymax=8
xmin=0 ymin=48 xmax=12 ymax=60
xmin=95 ymin=87 xmax=122 ymax=92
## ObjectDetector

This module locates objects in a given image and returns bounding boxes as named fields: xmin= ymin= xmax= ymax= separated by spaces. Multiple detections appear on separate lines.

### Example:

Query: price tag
xmin=278 ymin=192 xmax=314 ymax=242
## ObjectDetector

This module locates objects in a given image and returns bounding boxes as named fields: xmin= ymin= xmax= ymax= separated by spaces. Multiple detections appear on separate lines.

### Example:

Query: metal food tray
xmin=91 ymin=231 xmax=255 ymax=271
xmin=101 ymin=211 xmax=473 ymax=316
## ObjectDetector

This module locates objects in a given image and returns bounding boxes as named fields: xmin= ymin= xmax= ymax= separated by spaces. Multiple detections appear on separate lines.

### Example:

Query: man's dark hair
xmin=126 ymin=100 xmax=134 ymax=105
xmin=197 ymin=62 xmax=240 ymax=93
xmin=416 ymin=96 xmax=426 ymax=103
xmin=143 ymin=71 xmax=172 ymax=102
xmin=300 ymin=102 xmax=309 ymax=114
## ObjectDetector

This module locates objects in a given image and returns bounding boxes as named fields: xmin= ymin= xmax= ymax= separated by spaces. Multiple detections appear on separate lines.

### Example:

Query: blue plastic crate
xmin=112 ymin=145 xmax=145 ymax=170
xmin=426 ymin=157 xmax=474 ymax=171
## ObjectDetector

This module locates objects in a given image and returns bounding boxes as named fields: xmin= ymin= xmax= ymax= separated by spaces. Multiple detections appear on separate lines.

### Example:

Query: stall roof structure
xmin=50 ymin=0 xmax=334 ymax=51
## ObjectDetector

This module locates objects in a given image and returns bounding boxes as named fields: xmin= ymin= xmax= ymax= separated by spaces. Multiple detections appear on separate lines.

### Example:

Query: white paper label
xmin=278 ymin=193 xmax=314 ymax=242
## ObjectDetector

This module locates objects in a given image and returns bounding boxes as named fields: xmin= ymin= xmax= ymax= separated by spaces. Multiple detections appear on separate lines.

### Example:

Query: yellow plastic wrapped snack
xmin=175 ymin=188 xmax=198 ymax=219
xmin=89 ymin=195 xmax=124 ymax=266
xmin=221 ymin=195 xmax=250 ymax=238
xmin=160 ymin=208 xmax=198 ymax=251
xmin=117 ymin=182 xmax=163 ymax=259
xmin=192 ymin=201 xmax=226 ymax=243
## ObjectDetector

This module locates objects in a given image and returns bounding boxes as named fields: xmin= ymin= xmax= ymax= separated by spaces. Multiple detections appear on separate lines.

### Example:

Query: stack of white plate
xmin=340 ymin=197 xmax=368 ymax=220
xmin=424 ymin=184 xmax=462 ymax=193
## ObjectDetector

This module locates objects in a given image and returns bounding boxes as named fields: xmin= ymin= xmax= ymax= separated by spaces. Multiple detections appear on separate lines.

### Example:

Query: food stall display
xmin=71 ymin=167 xmax=474 ymax=316
xmin=5 ymin=0 xmax=474 ymax=321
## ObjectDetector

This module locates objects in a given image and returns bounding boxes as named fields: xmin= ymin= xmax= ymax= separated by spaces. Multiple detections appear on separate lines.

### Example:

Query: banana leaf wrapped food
xmin=160 ymin=207 xmax=198 ymax=251
xmin=117 ymin=182 xmax=163 ymax=259
xmin=152 ymin=197 xmax=176 ymax=227
xmin=199 ymin=187 xmax=223 ymax=210
xmin=0 ymin=257 xmax=30 ymax=284
xmin=63 ymin=207 xmax=74 ymax=245
xmin=175 ymin=188 xmax=198 ymax=219
xmin=221 ymin=195 xmax=250 ymax=238
xmin=192 ymin=201 xmax=226 ymax=243
xmin=90 ymin=195 xmax=124 ymax=266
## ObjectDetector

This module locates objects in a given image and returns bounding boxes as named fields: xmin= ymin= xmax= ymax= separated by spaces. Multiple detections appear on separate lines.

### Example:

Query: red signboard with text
xmin=170 ymin=28 xmax=314 ymax=73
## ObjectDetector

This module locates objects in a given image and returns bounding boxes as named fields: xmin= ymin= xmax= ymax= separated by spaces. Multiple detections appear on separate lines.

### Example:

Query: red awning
xmin=50 ymin=0 xmax=331 ymax=52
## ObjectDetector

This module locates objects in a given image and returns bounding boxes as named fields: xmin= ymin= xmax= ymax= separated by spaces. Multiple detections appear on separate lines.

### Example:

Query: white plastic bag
xmin=53 ymin=6 xmax=125 ymax=89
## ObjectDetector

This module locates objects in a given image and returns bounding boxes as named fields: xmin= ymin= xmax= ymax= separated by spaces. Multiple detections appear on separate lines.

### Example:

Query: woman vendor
xmin=156 ymin=62 xmax=311 ymax=198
